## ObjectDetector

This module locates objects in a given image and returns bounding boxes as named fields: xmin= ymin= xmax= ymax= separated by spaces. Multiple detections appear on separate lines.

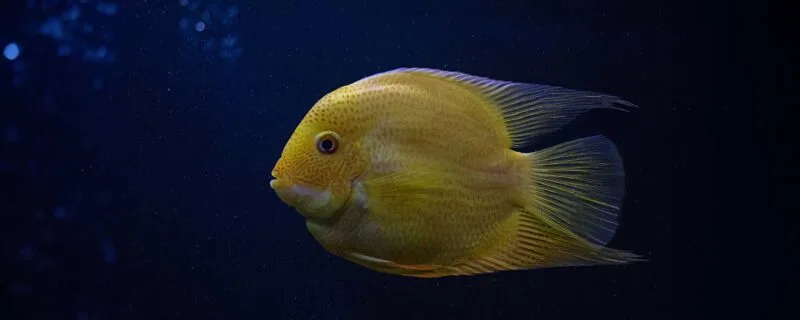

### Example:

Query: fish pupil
xmin=321 ymin=139 xmax=334 ymax=151
xmin=315 ymin=131 xmax=340 ymax=154
xmin=318 ymin=137 xmax=336 ymax=153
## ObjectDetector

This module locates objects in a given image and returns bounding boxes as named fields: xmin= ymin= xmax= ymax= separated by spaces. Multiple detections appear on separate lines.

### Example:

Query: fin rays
xmin=381 ymin=67 xmax=637 ymax=148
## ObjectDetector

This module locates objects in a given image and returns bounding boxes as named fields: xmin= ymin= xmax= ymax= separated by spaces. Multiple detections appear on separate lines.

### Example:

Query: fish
xmin=269 ymin=68 xmax=643 ymax=278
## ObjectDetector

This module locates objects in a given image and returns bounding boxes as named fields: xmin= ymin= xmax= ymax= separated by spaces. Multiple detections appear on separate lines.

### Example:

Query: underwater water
xmin=1 ymin=0 xmax=793 ymax=319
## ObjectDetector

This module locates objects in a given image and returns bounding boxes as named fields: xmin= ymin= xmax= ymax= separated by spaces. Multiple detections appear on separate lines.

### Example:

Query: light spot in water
xmin=97 ymin=46 xmax=107 ymax=58
xmin=222 ymin=5 xmax=239 ymax=26
xmin=221 ymin=35 xmax=237 ymax=47
xmin=63 ymin=6 xmax=80 ymax=21
xmin=54 ymin=206 xmax=67 ymax=220
xmin=83 ymin=46 xmax=109 ymax=61
xmin=96 ymin=1 xmax=118 ymax=16
xmin=4 ymin=42 xmax=20 ymax=60
xmin=219 ymin=47 xmax=242 ymax=59
xmin=92 ymin=79 xmax=104 ymax=90
xmin=100 ymin=242 xmax=117 ymax=264
xmin=40 ymin=17 xmax=65 ymax=40
xmin=58 ymin=45 xmax=71 ymax=56
xmin=226 ymin=5 xmax=239 ymax=18
xmin=178 ymin=1 xmax=242 ymax=62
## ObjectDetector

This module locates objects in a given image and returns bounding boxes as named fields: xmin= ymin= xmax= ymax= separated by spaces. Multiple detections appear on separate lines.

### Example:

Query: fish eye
xmin=315 ymin=131 xmax=340 ymax=154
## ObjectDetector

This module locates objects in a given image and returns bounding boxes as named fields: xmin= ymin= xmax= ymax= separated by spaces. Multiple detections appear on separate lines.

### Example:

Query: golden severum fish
xmin=269 ymin=68 xmax=643 ymax=278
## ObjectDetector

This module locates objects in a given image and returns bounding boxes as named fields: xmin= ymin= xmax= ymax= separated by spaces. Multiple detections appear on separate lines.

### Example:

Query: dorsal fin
xmin=379 ymin=68 xmax=638 ymax=148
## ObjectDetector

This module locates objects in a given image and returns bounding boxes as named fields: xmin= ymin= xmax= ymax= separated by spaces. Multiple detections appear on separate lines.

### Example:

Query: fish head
xmin=270 ymin=87 xmax=372 ymax=222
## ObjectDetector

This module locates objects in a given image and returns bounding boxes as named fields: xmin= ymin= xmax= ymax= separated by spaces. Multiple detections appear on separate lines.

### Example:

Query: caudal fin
xmin=518 ymin=135 xmax=644 ymax=266
xmin=436 ymin=136 xmax=643 ymax=277
xmin=526 ymin=135 xmax=627 ymax=246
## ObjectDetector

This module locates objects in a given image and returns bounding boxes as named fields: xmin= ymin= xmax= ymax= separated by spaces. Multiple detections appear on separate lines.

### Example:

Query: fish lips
xmin=269 ymin=178 xmax=337 ymax=221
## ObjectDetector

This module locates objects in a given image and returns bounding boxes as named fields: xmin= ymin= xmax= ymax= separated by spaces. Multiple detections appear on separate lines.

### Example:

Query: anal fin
xmin=440 ymin=210 xmax=643 ymax=277
xmin=345 ymin=252 xmax=449 ymax=278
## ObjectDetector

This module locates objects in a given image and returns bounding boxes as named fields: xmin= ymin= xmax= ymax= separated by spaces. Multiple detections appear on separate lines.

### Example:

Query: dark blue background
xmin=1 ymin=0 xmax=794 ymax=319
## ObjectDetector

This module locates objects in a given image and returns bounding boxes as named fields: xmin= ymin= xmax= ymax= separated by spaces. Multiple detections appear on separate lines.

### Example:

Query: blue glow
xmin=97 ymin=46 xmax=107 ymax=58
xmin=40 ymin=18 xmax=65 ymax=39
xmin=23 ymin=0 xmax=118 ymax=70
xmin=219 ymin=48 xmax=242 ymax=59
xmin=96 ymin=1 xmax=118 ymax=16
xmin=202 ymin=39 xmax=215 ymax=51
xmin=178 ymin=1 xmax=242 ymax=62
xmin=4 ymin=42 xmax=20 ymax=60
xmin=58 ymin=45 xmax=71 ymax=56
xmin=83 ymin=46 xmax=109 ymax=61
xmin=63 ymin=6 xmax=81 ymax=21
xmin=221 ymin=35 xmax=237 ymax=47
xmin=226 ymin=5 xmax=239 ymax=18
xmin=222 ymin=5 xmax=239 ymax=26
xmin=54 ymin=206 xmax=67 ymax=219
xmin=100 ymin=242 xmax=117 ymax=264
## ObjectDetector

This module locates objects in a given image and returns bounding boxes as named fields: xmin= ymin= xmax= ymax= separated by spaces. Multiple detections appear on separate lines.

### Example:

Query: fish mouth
xmin=269 ymin=174 xmax=350 ymax=223
xmin=269 ymin=178 xmax=328 ymax=219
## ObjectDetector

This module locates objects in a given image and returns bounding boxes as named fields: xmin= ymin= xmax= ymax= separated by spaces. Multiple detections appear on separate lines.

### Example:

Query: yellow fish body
xmin=270 ymin=68 xmax=642 ymax=278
